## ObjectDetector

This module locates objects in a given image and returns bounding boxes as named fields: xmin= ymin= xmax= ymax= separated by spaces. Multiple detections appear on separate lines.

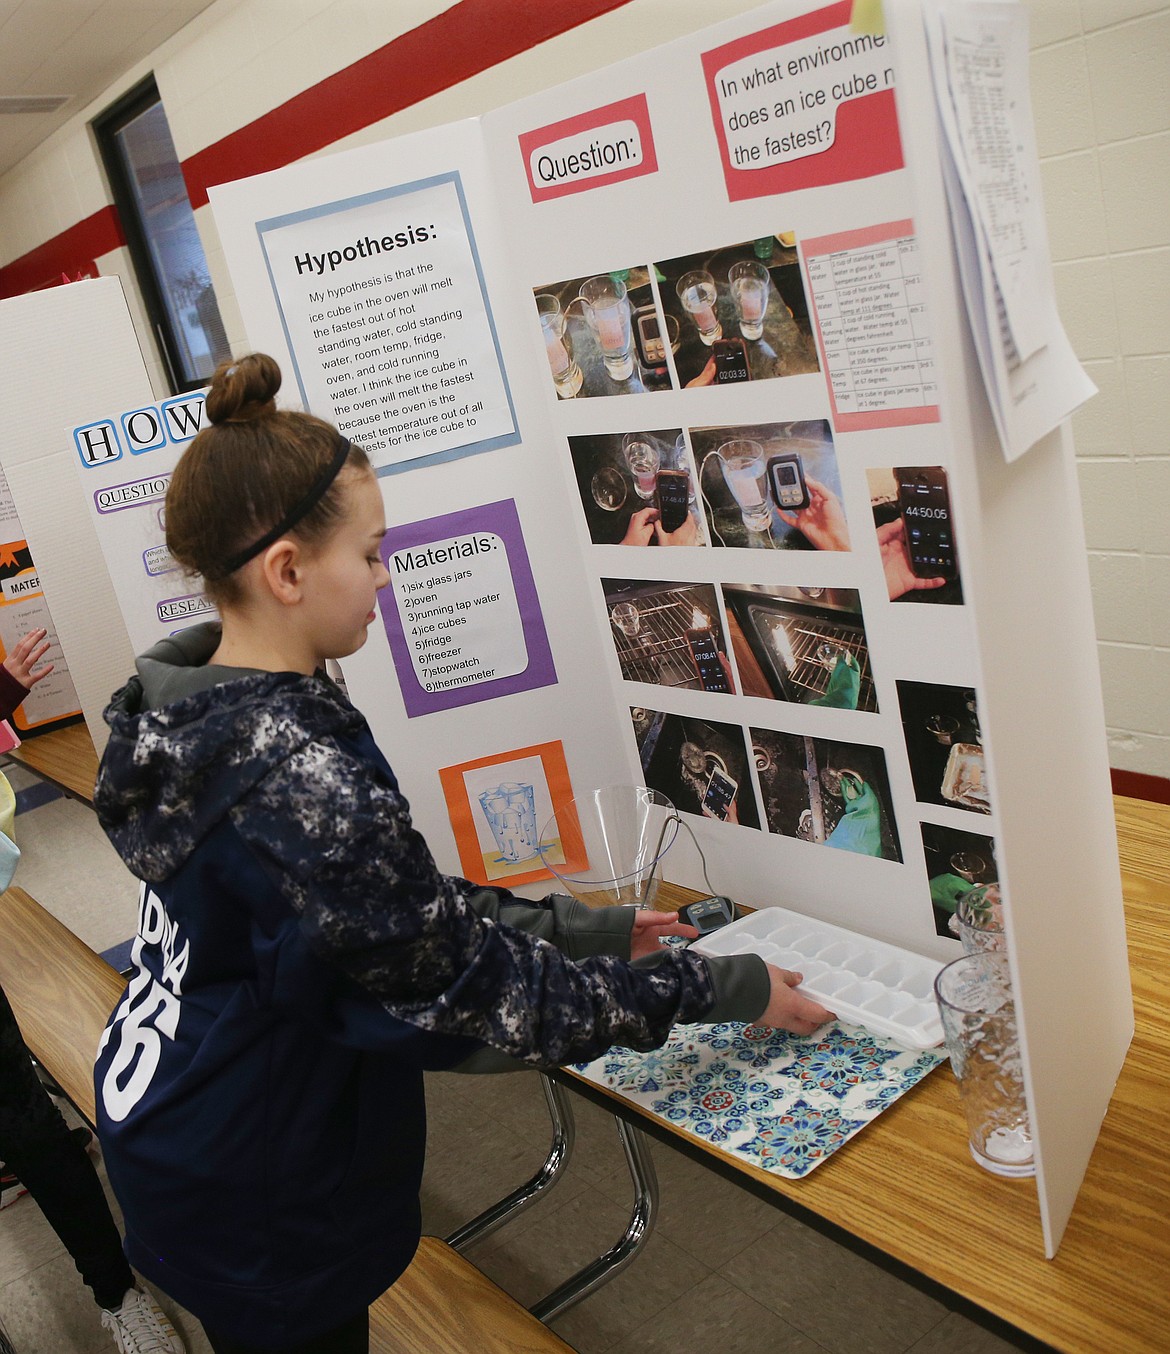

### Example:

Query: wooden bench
xmin=370 ymin=1237 xmax=573 ymax=1353
xmin=0 ymin=885 xmax=574 ymax=1354
xmin=0 ymin=884 xmax=125 ymax=1124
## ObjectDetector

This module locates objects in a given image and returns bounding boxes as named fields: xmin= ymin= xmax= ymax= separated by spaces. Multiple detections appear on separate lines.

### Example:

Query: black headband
xmin=214 ymin=437 xmax=352 ymax=579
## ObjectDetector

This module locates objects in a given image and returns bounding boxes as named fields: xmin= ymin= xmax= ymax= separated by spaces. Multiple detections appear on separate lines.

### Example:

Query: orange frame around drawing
xmin=439 ymin=740 xmax=588 ymax=889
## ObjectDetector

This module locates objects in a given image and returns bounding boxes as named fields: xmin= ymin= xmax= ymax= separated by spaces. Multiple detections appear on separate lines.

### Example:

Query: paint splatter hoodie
xmin=92 ymin=624 xmax=768 ymax=1346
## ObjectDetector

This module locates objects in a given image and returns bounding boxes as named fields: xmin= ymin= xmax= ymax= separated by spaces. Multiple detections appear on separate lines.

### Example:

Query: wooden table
xmin=0 ymin=885 xmax=127 ymax=1125
xmin=562 ymin=795 xmax=1169 ymax=1354
xmin=7 ymin=722 xmax=99 ymax=804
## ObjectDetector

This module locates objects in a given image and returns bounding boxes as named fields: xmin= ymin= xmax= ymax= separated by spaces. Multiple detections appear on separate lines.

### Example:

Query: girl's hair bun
xmin=205 ymin=352 xmax=281 ymax=424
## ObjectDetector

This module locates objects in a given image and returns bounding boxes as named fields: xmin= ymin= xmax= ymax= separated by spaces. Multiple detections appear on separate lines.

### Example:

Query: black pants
xmin=203 ymin=1309 xmax=369 ymax=1354
xmin=0 ymin=982 xmax=134 ymax=1311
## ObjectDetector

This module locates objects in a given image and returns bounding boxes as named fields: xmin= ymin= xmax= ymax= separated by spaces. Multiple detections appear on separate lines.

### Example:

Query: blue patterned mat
xmin=573 ymin=1020 xmax=944 ymax=1178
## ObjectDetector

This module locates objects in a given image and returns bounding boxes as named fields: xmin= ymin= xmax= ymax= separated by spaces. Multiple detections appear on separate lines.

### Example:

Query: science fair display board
xmin=0 ymin=278 xmax=148 ymax=750
xmin=0 ymin=464 xmax=81 ymax=734
xmin=53 ymin=0 xmax=1127 ymax=1253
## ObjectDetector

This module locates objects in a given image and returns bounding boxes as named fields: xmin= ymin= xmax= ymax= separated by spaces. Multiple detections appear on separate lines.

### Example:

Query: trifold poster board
xmin=0 ymin=278 xmax=147 ymax=752
xmin=0 ymin=462 xmax=82 ymax=734
xmin=205 ymin=0 xmax=1132 ymax=1254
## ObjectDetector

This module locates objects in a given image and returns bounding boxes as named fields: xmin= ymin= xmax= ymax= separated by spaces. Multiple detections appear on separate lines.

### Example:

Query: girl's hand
xmin=3 ymin=628 xmax=54 ymax=690
xmin=685 ymin=357 xmax=716 ymax=388
xmin=702 ymin=793 xmax=739 ymax=825
xmin=630 ymin=908 xmax=699 ymax=959
xmin=751 ymin=965 xmax=835 ymax=1035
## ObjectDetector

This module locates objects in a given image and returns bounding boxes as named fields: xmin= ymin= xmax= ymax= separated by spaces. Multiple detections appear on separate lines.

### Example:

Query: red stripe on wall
xmin=183 ymin=0 xmax=635 ymax=208
xmin=0 ymin=206 xmax=123 ymax=299
xmin=1111 ymin=768 xmax=1170 ymax=804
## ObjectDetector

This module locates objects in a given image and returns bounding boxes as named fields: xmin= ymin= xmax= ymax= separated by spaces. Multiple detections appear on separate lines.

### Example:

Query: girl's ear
xmin=258 ymin=538 xmax=303 ymax=606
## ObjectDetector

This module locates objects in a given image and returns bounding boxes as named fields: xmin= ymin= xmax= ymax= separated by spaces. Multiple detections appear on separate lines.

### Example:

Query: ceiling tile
xmin=0 ymin=0 xmax=218 ymax=180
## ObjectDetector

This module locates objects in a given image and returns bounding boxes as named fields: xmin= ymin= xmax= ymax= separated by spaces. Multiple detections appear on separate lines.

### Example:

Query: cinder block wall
xmin=1031 ymin=0 xmax=1170 ymax=784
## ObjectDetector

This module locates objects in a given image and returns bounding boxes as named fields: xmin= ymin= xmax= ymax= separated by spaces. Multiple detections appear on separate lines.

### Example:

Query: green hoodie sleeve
xmin=459 ymin=884 xmax=636 ymax=960
xmin=461 ymin=883 xmax=769 ymax=1018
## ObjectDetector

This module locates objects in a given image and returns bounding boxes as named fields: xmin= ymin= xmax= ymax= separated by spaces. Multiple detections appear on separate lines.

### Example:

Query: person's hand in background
xmin=655 ymin=511 xmax=700 ymax=546
xmin=776 ymin=476 xmax=851 ymax=551
xmin=620 ymin=507 xmax=659 ymax=546
xmin=809 ymin=650 xmax=860 ymax=709
xmin=685 ymin=357 xmax=716 ymax=388
xmin=2 ymin=627 xmax=54 ymax=690
xmin=700 ymin=794 xmax=739 ymax=825
xmin=622 ymin=509 xmax=702 ymax=546
xmin=876 ymin=518 xmax=948 ymax=600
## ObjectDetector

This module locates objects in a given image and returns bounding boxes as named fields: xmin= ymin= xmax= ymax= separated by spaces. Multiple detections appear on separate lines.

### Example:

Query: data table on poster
xmin=805 ymin=232 xmax=939 ymax=421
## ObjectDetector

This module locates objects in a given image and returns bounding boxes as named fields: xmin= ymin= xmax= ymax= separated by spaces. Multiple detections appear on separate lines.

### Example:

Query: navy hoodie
xmin=92 ymin=625 xmax=768 ymax=1346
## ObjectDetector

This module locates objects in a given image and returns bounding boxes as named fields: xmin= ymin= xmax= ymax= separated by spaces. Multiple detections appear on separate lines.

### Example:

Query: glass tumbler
xmin=955 ymin=884 xmax=1005 ymax=954
xmin=623 ymin=433 xmax=661 ymax=501
xmin=535 ymin=293 xmax=583 ymax=399
xmin=717 ymin=439 xmax=771 ymax=533
xmin=478 ymin=782 xmax=539 ymax=863
xmin=579 ymin=275 xmax=634 ymax=381
xmin=675 ymin=270 xmax=721 ymax=345
xmin=728 ymin=259 xmax=771 ymax=341
xmin=934 ymin=952 xmax=1034 ymax=1178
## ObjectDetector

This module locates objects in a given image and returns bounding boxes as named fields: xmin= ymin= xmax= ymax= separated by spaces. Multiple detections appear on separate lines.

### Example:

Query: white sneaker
xmin=100 ymin=1287 xmax=185 ymax=1353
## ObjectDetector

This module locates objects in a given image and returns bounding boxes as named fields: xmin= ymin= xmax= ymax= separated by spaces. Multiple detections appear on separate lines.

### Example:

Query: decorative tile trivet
xmin=574 ymin=1020 xmax=943 ymax=1179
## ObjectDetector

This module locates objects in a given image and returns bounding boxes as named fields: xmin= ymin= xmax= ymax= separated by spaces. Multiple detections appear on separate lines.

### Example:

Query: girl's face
xmin=298 ymin=468 xmax=390 ymax=664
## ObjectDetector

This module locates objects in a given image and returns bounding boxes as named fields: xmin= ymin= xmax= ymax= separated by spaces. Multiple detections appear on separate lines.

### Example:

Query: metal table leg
xmin=529 ymin=1114 xmax=659 ymax=1323
xmin=445 ymin=1073 xmax=576 ymax=1252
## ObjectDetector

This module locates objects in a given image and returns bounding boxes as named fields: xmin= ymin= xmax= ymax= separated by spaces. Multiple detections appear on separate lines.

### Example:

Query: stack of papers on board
xmin=924 ymin=1 xmax=1096 ymax=460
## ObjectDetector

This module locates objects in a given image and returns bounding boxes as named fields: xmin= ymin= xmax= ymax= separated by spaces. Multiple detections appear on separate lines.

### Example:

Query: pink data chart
xmin=803 ymin=220 xmax=940 ymax=431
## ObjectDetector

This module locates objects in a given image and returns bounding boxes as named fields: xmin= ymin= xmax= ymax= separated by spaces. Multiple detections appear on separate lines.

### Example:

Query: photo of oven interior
xmin=749 ymin=727 xmax=902 ymax=860
xmin=631 ymin=706 xmax=760 ymax=829
xmin=896 ymin=679 xmax=989 ymax=814
xmin=603 ymin=578 xmax=731 ymax=692
xmin=919 ymin=821 xmax=999 ymax=939
xmin=722 ymin=584 xmax=877 ymax=712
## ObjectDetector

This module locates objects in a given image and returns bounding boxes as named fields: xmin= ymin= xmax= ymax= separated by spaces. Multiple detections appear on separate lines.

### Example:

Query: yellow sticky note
xmin=850 ymin=0 xmax=886 ymax=35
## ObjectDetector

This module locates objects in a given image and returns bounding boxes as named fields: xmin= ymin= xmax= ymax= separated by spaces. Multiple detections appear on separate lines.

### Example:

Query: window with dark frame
xmin=95 ymin=77 xmax=231 ymax=392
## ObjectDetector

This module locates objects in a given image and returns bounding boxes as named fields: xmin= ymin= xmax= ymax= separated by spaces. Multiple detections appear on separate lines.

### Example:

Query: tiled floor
xmin=0 ymin=762 xmax=1031 ymax=1354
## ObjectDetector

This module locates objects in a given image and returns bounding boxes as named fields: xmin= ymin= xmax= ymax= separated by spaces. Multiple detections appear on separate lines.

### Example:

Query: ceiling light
xmin=0 ymin=96 xmax=70 ymax=115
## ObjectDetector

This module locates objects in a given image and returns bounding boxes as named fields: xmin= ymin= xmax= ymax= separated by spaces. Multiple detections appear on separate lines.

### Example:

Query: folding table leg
xmin=445 ymin=1072 xmax=576 ymax=1251
xmin=528 ymin=1114 xmax=659 ymax=1322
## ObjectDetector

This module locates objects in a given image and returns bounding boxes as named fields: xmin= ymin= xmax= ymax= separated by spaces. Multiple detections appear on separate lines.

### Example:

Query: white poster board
xmin=0 ymin=278 xmax=146 ymax=751
xmin=0 ymin=463 xmax=81 ymax=732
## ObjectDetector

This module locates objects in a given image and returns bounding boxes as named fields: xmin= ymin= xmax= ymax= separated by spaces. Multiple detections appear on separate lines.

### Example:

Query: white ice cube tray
xmin=693 ymin=907 xmax=945 ymax=1049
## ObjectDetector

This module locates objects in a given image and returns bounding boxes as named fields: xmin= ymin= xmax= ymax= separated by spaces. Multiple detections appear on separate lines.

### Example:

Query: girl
xmin=93 ymin=354 xmax=831 ymax=1354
